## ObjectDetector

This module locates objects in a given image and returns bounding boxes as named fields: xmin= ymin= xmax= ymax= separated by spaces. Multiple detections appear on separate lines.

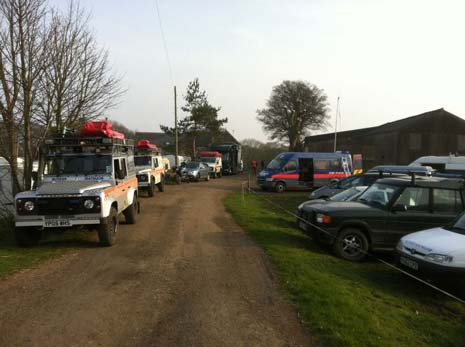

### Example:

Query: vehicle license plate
xmin=45 ymin=219 xmax=71 ymax=228
xmin=299 ymin=221 xmax=309 ymax=231
xmin=400 ymin=256 xmax=419 ymax=271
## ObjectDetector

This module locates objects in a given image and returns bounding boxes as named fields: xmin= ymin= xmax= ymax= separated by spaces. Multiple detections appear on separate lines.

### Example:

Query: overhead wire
xmin=155 ymin=0 xmax=175 ymax=86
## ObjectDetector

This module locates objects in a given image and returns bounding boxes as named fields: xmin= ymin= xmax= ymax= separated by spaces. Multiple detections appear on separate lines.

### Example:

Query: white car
xmin=396 ymin=213 xmax=465 ymax=279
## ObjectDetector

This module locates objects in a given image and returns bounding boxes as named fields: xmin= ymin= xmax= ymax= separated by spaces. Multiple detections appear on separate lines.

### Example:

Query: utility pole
xmin=174 ymin=86 xmax=179 ymax=167
xmin=333 ymin=97 xmax=340 ymax=152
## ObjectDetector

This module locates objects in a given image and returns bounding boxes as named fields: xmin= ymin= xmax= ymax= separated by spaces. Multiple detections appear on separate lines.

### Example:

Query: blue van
xmin=257 ymin=152 xmax=356 ymax=192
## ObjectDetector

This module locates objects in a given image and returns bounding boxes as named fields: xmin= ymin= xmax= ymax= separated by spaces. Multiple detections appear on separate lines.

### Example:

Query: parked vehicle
xmin=310 ymin=172 xmax=384 ymax=200
xmin=134 ymin=140 xmax=166 ymax=197
xmin=199 ymin=151 xmax=222 ymax=178
xmin=210 ymin=143 xmax=241 ymax=175
xmin=166 ymin=155 xmax=190 ymax=169
xmin=410 ymin=155 xmax=465 ymax=178
xmin=397 ymin=213 xmax=465 ymax=280
xmin=257 ymin=151 xmax=357 ymax=192
xmin=14 ymin=121 xmax=139 ymax=247
xmin=185 ymin=161 xmax=210 ymax=182
xmin=368 ymin=165 xmax=434 ymax=176
xmin=297 ymin=176 xmax=465 ymax=261
xmin=299 ymin=186 xmax=368 ymax=210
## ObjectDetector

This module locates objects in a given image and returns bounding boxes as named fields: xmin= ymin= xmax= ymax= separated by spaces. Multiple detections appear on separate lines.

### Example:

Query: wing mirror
xmin=391 ymin=204 xmax=407 ymax=212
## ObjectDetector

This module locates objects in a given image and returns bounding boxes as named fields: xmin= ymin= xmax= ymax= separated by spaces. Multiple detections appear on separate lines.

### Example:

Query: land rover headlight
xmin=24 ymin=200 xmax=35 ymax=212
xmin=266 ymin=177 xmax=273 ymax=182
xmin=84 ymin=199 xmax=94 ymax=209
xmin=425 ymin=253 xmax=453 ymax=264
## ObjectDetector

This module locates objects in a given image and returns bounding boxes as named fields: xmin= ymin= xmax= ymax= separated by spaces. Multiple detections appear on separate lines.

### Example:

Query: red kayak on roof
xmin=81 ymin=121 xmax=125 ymax=139
xmin=136 ymin=139 xmax=157 ymax=149
xmin=200 ymin=151 xmax=222 ymax=157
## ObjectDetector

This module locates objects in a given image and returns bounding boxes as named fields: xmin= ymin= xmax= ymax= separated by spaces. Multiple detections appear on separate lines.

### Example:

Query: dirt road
xmin=0 ymin=176 xmax=313 ymax=347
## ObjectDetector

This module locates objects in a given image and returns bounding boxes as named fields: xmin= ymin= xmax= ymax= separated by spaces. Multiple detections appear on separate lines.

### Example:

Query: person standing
xmin=251 ymin=159 xmax=258 ymax=175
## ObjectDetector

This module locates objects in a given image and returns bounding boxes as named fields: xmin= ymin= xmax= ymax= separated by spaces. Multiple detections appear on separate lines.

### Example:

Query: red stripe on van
xmin=271 ymin=172 xmax=348 ymax=180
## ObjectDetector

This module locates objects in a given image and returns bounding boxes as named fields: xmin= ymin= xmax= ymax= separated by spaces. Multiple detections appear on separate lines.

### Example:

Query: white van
xmin=396 ymin=214 xmax=465 ymax=280
xmin=410 ymin=155 xmax=465 ymax=177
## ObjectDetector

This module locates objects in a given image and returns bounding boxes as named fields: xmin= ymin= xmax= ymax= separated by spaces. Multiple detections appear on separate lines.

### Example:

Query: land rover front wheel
xmin=274 ymin=182 xmax=285 ymax=193
xmin=124 ymin=195 xmax=138 ymax=224
xmin=147 ymin=180 xmax=155 ymax=197
xmin=15 ymin=227 xmax=41 ymax=247
xmin=333 ymin=228 xmax=368 ymax=261
xmin=98 ymin=207 xmax=118 ymax=246
xmin=157 ymin=177 xmax=165 ymax=192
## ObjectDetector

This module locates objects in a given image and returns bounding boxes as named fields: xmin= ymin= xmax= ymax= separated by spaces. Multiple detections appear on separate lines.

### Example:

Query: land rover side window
xmin=121 ymin=159 xmax=128 ymax=178
xmin=114 ymin=159 xmax=125 ymax=180
xmin=284 ymin=160 xmax=297 ymax=171
xmin=433 ymin=189 xmax=463 ymax=214
xmin=395 ymin=187 xmax=430 ymax=212
xmin=153 ymin=158 xmax=159 ymax=167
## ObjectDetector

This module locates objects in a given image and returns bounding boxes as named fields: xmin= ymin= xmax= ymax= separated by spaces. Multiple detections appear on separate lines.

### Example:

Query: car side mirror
xmin=392 ymin=204 xmax=407 ymax=212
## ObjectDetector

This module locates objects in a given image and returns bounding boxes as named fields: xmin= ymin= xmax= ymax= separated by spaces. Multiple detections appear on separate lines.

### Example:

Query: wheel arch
xmin=337 ymin=221 xmax=373 ymax=249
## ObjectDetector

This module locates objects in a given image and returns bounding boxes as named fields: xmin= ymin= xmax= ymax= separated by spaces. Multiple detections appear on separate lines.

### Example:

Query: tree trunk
xmin=7 ymin=123 xmax=21 ymax=196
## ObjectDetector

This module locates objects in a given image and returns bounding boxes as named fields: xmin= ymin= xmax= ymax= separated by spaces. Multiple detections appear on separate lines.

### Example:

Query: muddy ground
xmin=0 ymin=176 xmax=314 ymax=347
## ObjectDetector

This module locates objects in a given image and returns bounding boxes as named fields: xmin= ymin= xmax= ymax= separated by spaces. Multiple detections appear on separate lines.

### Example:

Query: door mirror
xmin=392 ymin=204 xmax=408 ymax=212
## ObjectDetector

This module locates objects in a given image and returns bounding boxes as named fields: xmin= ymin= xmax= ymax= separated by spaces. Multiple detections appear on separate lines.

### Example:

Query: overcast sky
xmin=50 ymin=0 xmax=465 ymax=142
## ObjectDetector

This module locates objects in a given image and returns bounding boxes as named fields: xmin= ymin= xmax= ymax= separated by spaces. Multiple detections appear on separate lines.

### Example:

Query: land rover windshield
xmin=45 ymin=155 xmax=112 ymax=176
xmin=135 ymin=156 xmax=151 ymax=166
xmin=358 ymin=183 xmax=400 ymax=208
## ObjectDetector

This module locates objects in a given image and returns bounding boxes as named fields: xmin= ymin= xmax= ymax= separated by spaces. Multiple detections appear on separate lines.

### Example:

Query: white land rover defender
xmin=14 ymin=121 xmax=139 ymax=247
xmin=199 ymin=151 xmax=222 ymax=178
xmin=134 ymin=140 xmax=166 ymax=197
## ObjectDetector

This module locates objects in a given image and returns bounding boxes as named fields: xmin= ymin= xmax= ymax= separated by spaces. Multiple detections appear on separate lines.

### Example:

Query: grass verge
xmin=0 ymin=215 xmax=89 ymax=279
xmin=225 ymin=192 xmax=465 ymax=347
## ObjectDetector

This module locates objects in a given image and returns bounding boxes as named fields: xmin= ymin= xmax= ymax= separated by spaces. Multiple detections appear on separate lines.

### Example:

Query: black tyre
xmin=333 ymin=228 xmax=369 ymax=261
xmin=147 ymin=180 xmax=155 ymax=197
xmin=275 ymin=182 xmax=286 ymax=193
xmin=157 ymin=177 xmax=165 ymax=192
xmin=15 ymin=227 xmax=41 ymax=247
xmin=124 ymin=195 xmax=138 ymax=224
xmin=98 ymin=206 xmax=118 ymax=246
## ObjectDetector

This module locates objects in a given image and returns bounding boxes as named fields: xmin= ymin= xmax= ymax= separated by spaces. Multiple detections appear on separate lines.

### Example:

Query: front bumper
xmin=15 ymin=214 xmax=101 ymax=229
xmin=296 ymin=210 xmax=336 ymax=244
xmin=257 ymin=178 xmax=273 ymax=188
xmin=138 ymin=181 xmax=150 ymax=188
xmin=395 ymin=251 xmax=465 ymax=279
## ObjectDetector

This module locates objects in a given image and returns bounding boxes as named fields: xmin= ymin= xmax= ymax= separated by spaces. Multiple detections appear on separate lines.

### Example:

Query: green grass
xmin=225 ymin=192 xmax=465 ymax=347
xmin=0 ymin=215 xmax=90 ymax=279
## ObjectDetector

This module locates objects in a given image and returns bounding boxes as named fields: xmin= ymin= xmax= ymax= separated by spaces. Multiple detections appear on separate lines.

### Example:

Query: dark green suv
xmin=297 ymin=176 xmax=465 ymax=261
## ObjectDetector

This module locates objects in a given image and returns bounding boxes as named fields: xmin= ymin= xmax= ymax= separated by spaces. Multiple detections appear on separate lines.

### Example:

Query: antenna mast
xmin=333 ymin=97 xmax=341 ymax=152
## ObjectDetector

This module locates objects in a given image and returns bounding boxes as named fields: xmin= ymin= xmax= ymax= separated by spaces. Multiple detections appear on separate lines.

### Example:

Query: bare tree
xmin=257 ymin=80 xmax=330 ymax=151
xmin=0 ymin=0 xmax=124 ymax=197
xmin=37 ymin=1 xmax=124 ymax=136
xmin=0 ymin=0 xmax=47 ymax=194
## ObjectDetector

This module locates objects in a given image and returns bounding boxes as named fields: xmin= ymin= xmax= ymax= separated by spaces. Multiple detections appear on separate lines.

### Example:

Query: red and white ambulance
xmin=134 ymin=140 xmax=166 ymax=196
xmin=14 ymin=121 xmax=139 ymax=247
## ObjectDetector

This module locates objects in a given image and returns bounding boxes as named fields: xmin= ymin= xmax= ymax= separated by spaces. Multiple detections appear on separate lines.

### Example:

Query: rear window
xmin=433 ymin=189 xmax=463 ymax=214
